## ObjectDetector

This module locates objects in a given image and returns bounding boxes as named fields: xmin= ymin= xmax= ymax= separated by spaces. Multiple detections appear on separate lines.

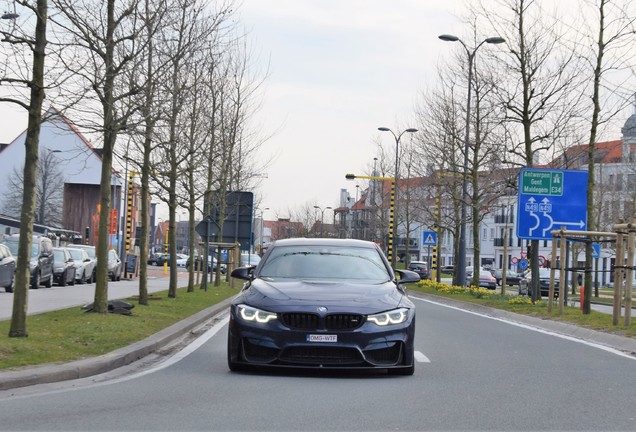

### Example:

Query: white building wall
xmin=0 ymin=110 xmax=122 ymax=203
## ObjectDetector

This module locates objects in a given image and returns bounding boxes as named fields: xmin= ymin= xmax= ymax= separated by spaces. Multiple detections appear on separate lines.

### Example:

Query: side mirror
xmin=231 ymin=265 xmax=255 ymax=281
xmin=395 ymin=269 xmax=420 ymax=285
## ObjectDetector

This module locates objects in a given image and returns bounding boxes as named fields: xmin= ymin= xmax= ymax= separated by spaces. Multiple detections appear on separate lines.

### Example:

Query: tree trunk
xmin=9 ymin=0 xmax=48 ymax=337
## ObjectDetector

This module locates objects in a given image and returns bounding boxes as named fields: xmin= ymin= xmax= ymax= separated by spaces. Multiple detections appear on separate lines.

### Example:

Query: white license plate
xmin=307 ymin=334 xmax=337 ymax=342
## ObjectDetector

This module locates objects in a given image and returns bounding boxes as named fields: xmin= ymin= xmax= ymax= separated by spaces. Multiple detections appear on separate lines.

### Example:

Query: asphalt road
xmin=1 ymin=295 xmax=635 ymax=431
xmin=0 ymin=266 xmax=206 ymax=320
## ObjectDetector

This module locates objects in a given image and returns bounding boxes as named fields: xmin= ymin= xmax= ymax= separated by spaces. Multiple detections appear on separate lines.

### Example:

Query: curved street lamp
xmin=439 ymin=33 xmax=505 ymax=287
xmin=377 ymin=127 xmax=418 ymax=267
xmin=313 ymin=205 xmax=332 ymax=237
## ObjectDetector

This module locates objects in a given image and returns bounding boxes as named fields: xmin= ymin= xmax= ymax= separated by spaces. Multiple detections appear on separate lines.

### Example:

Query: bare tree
xmin=0 ymin=0 xmax=48 ymax=337
xmin=52 ymin=0 xmax=148 ymax=313
xmin=414 ymin=68 xmax=465 ymax=284
xmin=3 ymin=148 xmax=66 ymax=226
xmin=479 ymin=0 xmax=587 ymax=301
xmin=577 ymin=0 xmax=636 ymax=314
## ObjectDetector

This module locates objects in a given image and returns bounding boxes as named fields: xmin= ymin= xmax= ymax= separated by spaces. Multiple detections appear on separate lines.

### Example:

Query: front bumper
xmin=228 ymin=306 xmax=415 ymax=370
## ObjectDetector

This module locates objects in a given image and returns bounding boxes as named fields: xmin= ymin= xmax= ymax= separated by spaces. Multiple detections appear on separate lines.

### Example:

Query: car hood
xmin=239 ymin=278 xmax=408 ymax=313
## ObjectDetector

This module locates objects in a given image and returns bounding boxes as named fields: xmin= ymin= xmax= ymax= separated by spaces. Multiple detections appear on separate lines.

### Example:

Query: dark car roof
xmin=270 ymin=238 xmax=378 ymax=249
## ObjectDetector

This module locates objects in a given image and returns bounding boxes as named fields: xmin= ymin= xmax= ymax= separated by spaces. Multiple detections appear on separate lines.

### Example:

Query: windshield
xmin=259 ymin=245 xmax=390 ymax=282
xmin=68 ymin=249 xmax=84 ymax=260
xmin=77 ymin=246 xmax=96 ymax=258
xmin=1 ymin=240 xmax=19 ymax=256
xmin=1 ymin=239 xmax=39 ymax=257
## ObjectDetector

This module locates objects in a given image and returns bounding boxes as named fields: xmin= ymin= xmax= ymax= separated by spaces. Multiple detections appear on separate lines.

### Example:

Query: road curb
xmin=0 ymin=298 xmax=232 ymax=391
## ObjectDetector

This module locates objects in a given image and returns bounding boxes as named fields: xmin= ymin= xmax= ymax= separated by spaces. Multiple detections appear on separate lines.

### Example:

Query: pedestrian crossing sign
xmin=422 ymin=231 xmax=437 ymax=246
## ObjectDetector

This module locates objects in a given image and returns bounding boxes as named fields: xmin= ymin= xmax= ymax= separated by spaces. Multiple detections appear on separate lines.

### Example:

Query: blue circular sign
xmin=519 ymin=259 xmax=529 ymax=270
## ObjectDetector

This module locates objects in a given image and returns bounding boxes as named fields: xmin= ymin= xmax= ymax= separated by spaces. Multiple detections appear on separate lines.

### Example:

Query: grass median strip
xmin=0 ymin=284 xmax=237 ymax=370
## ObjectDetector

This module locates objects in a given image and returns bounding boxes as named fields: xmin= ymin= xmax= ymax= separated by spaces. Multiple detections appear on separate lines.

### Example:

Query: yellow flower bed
xmin=416 ymin=279 xmax=498 ymax=299
xmin=416 ymin=278 xmax=546 ymax=306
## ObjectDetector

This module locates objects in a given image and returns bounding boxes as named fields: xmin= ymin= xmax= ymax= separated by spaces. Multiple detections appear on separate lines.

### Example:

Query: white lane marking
xmin=119 ymin=315 xmax=231 ymax=381
xmin=414 ymin=351 xmax=430 ymax=363
xmin=413 ymin=297 xmax=636 ymax=361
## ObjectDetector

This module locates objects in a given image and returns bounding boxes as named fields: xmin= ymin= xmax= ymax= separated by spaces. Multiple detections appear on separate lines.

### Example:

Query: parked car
xmin=52 ymin=247 xmax=76 ymax=287
xmin=107 ymin=249 xmax=122 ymax=281
xmin=155 ymin=254 xmax=170 ymax=266
xmin=407 ymin=261 xmax=430 ymax=280
xmin=467 ymin=270 xmax=497 ymax=290
xmin=240 ymin=253 xmax=261 ymax=267
xmin=186 ymin=255 xmax=227 ymax=273
xmin=0 ymin=243 xmax=16 ymax=292
xmin=227 ymin=238 xmax=420 ymax=375
xmin=1 ymin=234 xmax=54 ymax=289
xmin=492 ymin=269 xmax=523 ymax=286
xmin=465 ymin=265 xmax=484 ymax=279
xmin=70 ymin=245 xmax=97 ymax=282
xmin=519 ymin=268 xmax=560 ymax=297
xmin=176 ymin=254 xmax=189 ymax=267
xmin=440 ymin=265 xmax=454 ymax=274
xmin=66 ymin=247 xmax=96 ymax=284
xmin=147 ymin=252 xmax=163 ymax=266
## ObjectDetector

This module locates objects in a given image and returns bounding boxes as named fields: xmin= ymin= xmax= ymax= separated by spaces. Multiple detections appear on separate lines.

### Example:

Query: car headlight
xmin=367 ymin=308 xmax=410 ymax=326
xmin=237 ymin=304 xmax=277 ymax=324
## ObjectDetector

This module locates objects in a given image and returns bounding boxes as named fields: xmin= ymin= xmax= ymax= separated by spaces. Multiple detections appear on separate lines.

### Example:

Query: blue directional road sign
xmin=422 ymin=231 xmax=437 ymax=246
xmin=517 ymin=168 xmax=588 ymax=240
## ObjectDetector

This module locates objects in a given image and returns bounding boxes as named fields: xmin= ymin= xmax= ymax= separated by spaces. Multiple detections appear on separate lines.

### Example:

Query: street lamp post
xmin=313 ymin=205 xmax=332 ymax=237
xmin=346 ymin=173 xmax=396 ymax=264
xmin=377 ymin=127 xmax=418 ymax=267
xmin=259 ymin=207 xmax=269 ymax=255
xmin=438 ymin=33 xmax=505 ymax=287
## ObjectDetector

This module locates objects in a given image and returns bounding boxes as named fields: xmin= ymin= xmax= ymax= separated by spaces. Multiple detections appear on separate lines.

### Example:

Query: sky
xmin=0 ymin=1 xmax=467 ymax=222
xmin=236 ymin=0 xmax=465 ymax=220
xmin=11 ymin=1 xmax=613 ymax=222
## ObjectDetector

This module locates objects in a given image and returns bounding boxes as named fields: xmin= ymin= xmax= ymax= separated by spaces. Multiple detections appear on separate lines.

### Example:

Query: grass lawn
xmin=0 ymin=283 xmax=237 ymax=370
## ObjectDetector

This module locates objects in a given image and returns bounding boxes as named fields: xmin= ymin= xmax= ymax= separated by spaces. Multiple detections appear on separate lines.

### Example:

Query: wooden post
xmin=501 ymin=227 xmax=509 ymax=296
xmin=624 ymin=218 xmax=635 ymax=326
xmin=613 ymin=226 xmax=624 ymax=326
xmin=548 ymin=230 xmax=559 ymax=313
xmin=558 ymin=227 xmax=567 ymax=315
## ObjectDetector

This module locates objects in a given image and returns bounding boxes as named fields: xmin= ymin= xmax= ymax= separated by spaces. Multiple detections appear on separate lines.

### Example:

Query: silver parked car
xmin=0 ymin=243 xmax=16 ymax=293
xmin=66 ymin=247 xmax=96 ymax=284
xmin=108 ymin=249 xmax=122 ymax=281
xmin=70 ymin=244 xmax=97 ymax=282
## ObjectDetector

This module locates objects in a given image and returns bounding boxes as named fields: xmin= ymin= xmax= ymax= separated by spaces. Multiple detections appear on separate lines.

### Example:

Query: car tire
xmin=60 ymin=271 xmax=67 ymax=287
xmin=79 ymin=271 xmax=86 ymax=284
xmin=44 ymin=272 xmax=53 ymax=288
xmin=69 ymin=274 xmax=75 ymax=286
xmin=5 ymin=276 xmax=13 ymax=293
xmin=31 ymin=271 xmax=40 ymax=289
